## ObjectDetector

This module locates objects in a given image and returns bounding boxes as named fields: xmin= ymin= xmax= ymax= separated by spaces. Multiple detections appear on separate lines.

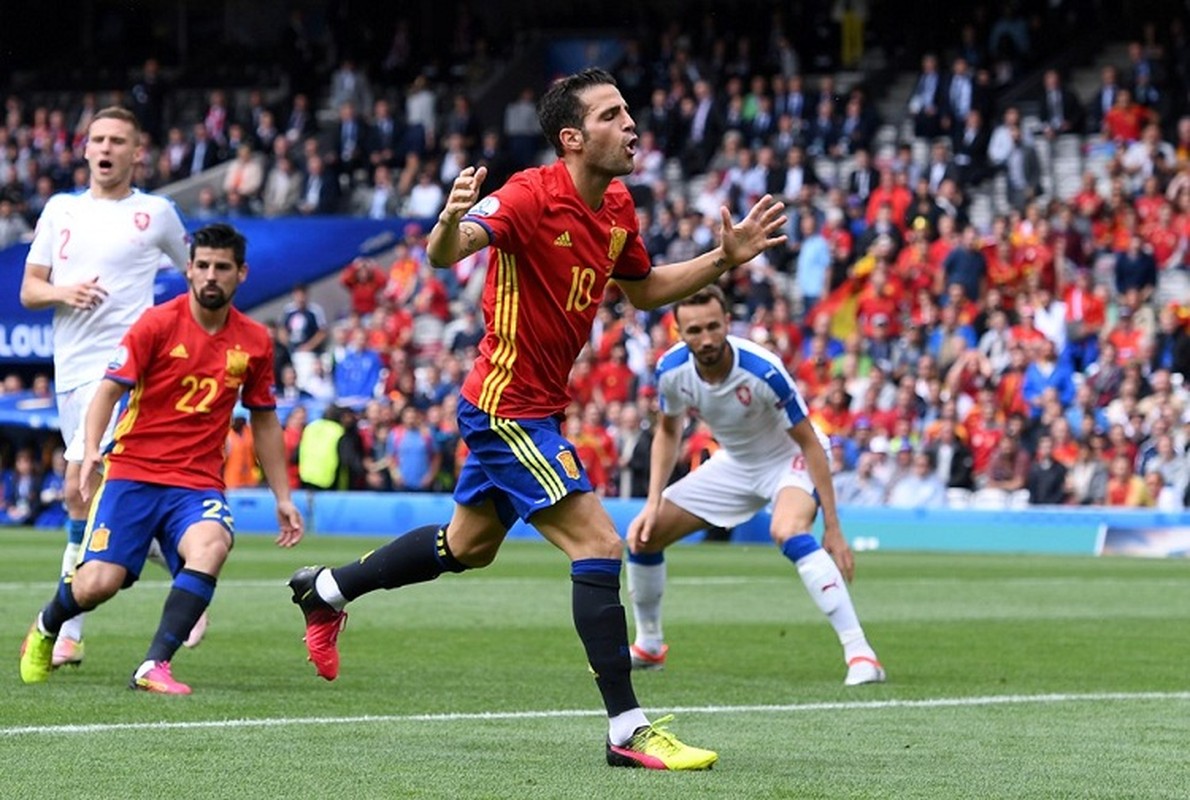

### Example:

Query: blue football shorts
xmin=80 ymin=479 xmax=236 ymax=586
xmin=454 ymin=397 xmax=592 ymax=528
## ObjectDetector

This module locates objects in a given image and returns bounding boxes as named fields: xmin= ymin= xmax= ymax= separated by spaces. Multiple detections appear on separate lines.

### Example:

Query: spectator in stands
xmin=0 ymin=447 xmax=41 ymax=526
xmin=387 ymin=405 xmax=440 ymax=492
xmin=222 ymin=143 xmax=263 ymax=205
xmin=329 ymin=58 xmax=374 ymax=114
xmin=297 ymin=153 xmax=340 ymax=215
xmin=0 ymin=197 xmax=31 ymax=248
xmin=908 ymin=53 xmax=944 ymax=138
xmin=405 ymin=74 xmax=437 ymax=154
xmin=405 ymin=165 xmax=445 ymax=219
xmin=223 ymin=408 xmax=259 ymax=490
xmin=261 ymin=155 xmax=301 ymax=217
xmin=1104 ymin=453 xmax=1151 ymax=506
xmin=834 ymin=450 xmax=887 ymax=506
xmin=333 ymin=328 xmax=383 ymax=408
xmin=887 ymin=450 xmax=946 ymax=508
xmin=283 ymin=93 xmax=318 ymax=144
xmin=943 ymin=223 xmax=987 ymax=303
xmin=1103 ymin=88 xmax=1152 ymax=145
xmin=282 ymin=283 xmax=328 ymax=390
xmin=1038 ymin=68 xmax=1084 ymax=138
xmin=1025 ymin=433 xmax=1067 ymax=505
xmin=1144 ymin=468 xmax=1182 ymax=511
xmin=185 ymin=122 xmax=221 ymax=177
xmin=329 ymin=101 xmax=368 ymax=187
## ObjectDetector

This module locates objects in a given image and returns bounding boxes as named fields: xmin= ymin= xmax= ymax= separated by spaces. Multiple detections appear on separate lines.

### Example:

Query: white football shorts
xmin=661 ymin=448 xmax=822 ymax=528
xmin=57 ymin=378 xmax=120 ymax=462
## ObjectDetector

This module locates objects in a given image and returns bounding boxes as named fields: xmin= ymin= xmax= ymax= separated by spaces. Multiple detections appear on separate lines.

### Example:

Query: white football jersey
xmin=656 ymin=335 xmax=823 ymax=465
xmin=27 ymin=189 xmax=188 ymax=391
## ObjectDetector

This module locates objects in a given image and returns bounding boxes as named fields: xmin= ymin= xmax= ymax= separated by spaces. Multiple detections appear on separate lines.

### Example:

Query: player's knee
xmin=450 ymin=536 xmax=500 ymax=568
xmin=769 ymin=523 xmax=813 ymax=547
xmin=70 ymin=566 xmax=121 ymax=606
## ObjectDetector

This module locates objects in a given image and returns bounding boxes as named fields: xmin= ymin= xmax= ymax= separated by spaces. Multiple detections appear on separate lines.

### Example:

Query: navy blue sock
xmin=331 ymin=525 xmax=464 ymax=601
xmin=40 ymin=578 xmax=91 ymax=636
xmin=571 ymin=558 xmax=639 ymax=717
xmin=145 ymin=569 xmax=215 ymax=663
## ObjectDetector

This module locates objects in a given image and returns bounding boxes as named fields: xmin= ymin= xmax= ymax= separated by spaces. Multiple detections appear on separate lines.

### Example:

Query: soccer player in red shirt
xmin=20 ymin=224 xmax=304 ymax=694
xmin=287 ymin=68 xmax=786 ymax=771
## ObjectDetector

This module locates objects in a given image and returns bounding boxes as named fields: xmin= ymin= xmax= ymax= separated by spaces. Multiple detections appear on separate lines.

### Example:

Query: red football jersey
xmin=461 ymin=160 xmax=651 ymax=417
xmin=104 ymin=295 xmax=276 ymax=490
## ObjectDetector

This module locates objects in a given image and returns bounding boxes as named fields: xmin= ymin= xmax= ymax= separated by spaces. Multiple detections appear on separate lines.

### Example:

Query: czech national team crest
xmin=224 ymin=347 xmax=251 ymax=388
xmin=736 ymin=385 xmax=752 ymax=406
xmin=133 ymin=212 xmax=151 ymax=231
xmin=556 ymin=450 xmax=581 ymax=481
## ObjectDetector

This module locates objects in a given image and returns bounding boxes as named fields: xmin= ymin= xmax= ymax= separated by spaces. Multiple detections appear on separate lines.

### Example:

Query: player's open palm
xmin=441 ymin=165 xmax=488 ymax=226
xmin=626 ymin=507 xmax=657 ymax=555
xmin=719 ymin=195 xmax=787 ymax=267
xmin=821 ymin=527 xmax=855 ymax=583
xmin=274 ymin=501 xmax=304 ymax=548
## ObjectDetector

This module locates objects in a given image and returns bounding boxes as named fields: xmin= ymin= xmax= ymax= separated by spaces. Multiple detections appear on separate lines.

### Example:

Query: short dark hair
xmin=91 ymin=106 xmax=141 ymax=133
xmin=537 ymin=68 xmax=618 ymax=156
xmin=190 ymin=223 xmax=247 ymax=265
xmin=673 ymin=285 xmax=729 ymax=323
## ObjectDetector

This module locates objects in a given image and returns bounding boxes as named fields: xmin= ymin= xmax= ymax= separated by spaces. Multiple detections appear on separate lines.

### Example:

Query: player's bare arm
xmin=627 ymin=412 xmax=684 ymax=553
xmin=78 ymin=379 xmax=128 ymax=502
xmin=619 ymin=195 xmax=787 ymax=310
xmin=791 ymin=420 xmax=855 ymax=583
xmin=249 ymin=409 xmax=304 ymax=547
xmin=427 ymin=165 xmax=491 ymax=267
xmin=20 ymin=263 xmax=108 ymax=312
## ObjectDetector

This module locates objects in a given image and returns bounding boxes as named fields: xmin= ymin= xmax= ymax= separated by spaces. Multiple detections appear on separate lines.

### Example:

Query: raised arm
xmin=426 ymin=165 xmax=492 ymax=267
xmin=618 ymin=195 xmax=787 ymax=311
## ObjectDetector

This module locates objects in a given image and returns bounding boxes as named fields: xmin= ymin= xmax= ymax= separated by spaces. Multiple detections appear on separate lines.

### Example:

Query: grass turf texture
xmin=2 ymin=526 xmax=1188 ymax=799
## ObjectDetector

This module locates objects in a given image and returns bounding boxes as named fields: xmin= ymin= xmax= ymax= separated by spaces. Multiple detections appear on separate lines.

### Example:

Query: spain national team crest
xmin=225 ymin=347 xmax=250 ymax=388
xmin=736 ymin=385 xmax=752 ymax=406
xmin=87 ymin=525 xmax=111 ymax=553
xmin=607 ymin=226 xmax=627 ymax=262
xmin=133 ymin=212 xmax=150 ymax=231
xmin=556 ymin=450 xmax=581 ymax=481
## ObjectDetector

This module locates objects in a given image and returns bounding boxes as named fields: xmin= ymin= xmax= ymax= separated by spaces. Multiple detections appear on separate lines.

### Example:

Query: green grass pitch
xmin=2 ymin=526 xmax=1188 ymax=799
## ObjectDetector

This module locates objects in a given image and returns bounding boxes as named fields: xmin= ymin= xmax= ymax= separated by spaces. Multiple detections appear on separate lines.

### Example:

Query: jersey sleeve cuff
xmin=462 ymin=216 xmax=494 ymax=242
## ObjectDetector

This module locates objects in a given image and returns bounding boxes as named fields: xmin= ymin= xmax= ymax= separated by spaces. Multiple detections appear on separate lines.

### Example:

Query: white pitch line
xmin=4 ymin=691 xmax=1188 ymax=737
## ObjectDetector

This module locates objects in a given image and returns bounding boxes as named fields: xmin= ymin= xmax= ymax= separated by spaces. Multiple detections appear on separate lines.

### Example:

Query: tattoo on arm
xmin=461 ymin=225 xmax=479 ymax=253
xmin=713 ymin=256 xmax=728 ymax=271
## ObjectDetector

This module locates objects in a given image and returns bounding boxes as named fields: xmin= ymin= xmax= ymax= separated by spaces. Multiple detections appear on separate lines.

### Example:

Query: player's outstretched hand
xmin=719 ymin=195 xmax=787 ymax=268
xmin=274 ymin=500 xmax=304 ymax=547
xmin=821 ymin=526 xmax=855 ymax=583
xmin=438 ymin=165 xmax=488 ymax=227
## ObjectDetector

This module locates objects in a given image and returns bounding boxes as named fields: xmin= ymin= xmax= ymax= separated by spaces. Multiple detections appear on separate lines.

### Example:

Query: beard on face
xmin=194 ymin=284 xmax=233 ymax=310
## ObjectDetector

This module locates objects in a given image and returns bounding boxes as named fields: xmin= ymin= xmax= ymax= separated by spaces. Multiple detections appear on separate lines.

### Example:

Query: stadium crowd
xmin=2 ymin=1 xmax=1189 ymax=522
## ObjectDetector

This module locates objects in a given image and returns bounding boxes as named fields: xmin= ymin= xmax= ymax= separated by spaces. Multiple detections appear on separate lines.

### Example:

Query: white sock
xmin=315 ymin=568 xmax=347 ymax=611
xmin=626 ymin=557 xmax=666 ymax=652
xmin=59 ymin=542 xmax=84 ymax=642
xmin=134 ymin=660 xmax=157 ymax=678
xmin=60 ymin=541 xmax=81 ymax=576
xmin=795 ymin=549 xmax=875 ymax=663
xmin=609 ymin=708 xmax=650 ymax=745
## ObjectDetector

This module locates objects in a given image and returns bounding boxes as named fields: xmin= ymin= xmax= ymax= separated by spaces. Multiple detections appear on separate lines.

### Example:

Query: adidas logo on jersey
xmin=169 ymin=344 xmax=190 ymax=359
xmin=554 ymin=231 xmax=572 ymax=247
